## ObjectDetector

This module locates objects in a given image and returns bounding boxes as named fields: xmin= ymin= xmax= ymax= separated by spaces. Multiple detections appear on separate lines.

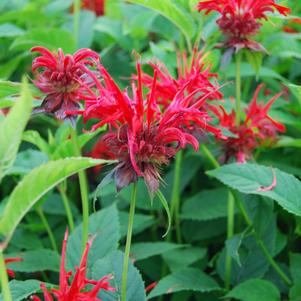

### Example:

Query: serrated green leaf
xmin=181 ymin=188 xmax=229 ymax=221
xmin=0 ymin=78 xmax=32 ymax=182
xmin=130 ymin=242 xmax=184 ymax=261
xmin=226 ymin=279 xmax=280 ymax=301
xmin=0 ymin=157 xmax=109 ymax=245
xmin=6 ymin=249 xmax=60 ymax=272
xmin=126 ymin=0 xmax=195 ymax=39
xmin=148 ymin=267 xmax=220 ymax=298
xmin=66 ymin=204 xmax=119 ymax=273
xmin=92 ymin=250 xmax=146 ymax=301
xmin=207 ymin=163 xmax=301 ymax=217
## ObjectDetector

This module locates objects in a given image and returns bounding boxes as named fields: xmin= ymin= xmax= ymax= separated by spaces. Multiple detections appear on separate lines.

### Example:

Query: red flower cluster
xmin=31 ymin=47 xmax=100 ymax=124
xmin=197 ymin=0 xmax=291 ymax=52
xmin=5 ymin=257 xmax=22 ymax=278
xmin=212 ymin=84 xmax=285 ymax=163
xmin=140 ymin=47 xmax=222 ymax=107
xmin=81 ymin=0 xmax=105 ymax=16
xmin=83 ymin=62 xmax=222 ymax=194
xmin=31 ymin=230 xmax=115 ymax=301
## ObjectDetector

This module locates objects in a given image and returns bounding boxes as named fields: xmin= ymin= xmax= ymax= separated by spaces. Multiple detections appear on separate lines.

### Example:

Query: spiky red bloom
xmin=140 ymin=47 xmax=222 ymax=107
xmin=31 ymin=230 xmax=115 ymax=301
xmin=82 ymin=0 xmax=105 ymax=16
xmin=212 ymin=84 xmax=285 ymax=163
xmin=31 ymin=46 xmax=100 ymax=124
xmin=197 ymin=0 xmax=291 ymax=51
xmin=81 ymin=62 xmax=222 ymax=194
xmin=4 ymin=257 xmax=22 ymax=278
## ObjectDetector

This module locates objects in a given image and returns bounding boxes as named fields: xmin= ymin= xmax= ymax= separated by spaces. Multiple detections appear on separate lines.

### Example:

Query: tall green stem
xmin=71 ymin=128 xmax=90 ymax=250
xmin=235 ymin=51 xmax=242 ymax=126
xmin=121 ymin=183 xmax=138 ymax=301
xmin=170 ymin=151 xmax=183 ymax=243
xmin=73 ymin=0 xmax=81 ymax=45
xmin=58 ymin=182 xmax=75 ymax=232
xmin=0 ymin=252 xmax=12 ymax=301
xmin=36 ymin=207 xmax=58 ymax=253
xmin=225 ymin=191 xmax=235 ymax=290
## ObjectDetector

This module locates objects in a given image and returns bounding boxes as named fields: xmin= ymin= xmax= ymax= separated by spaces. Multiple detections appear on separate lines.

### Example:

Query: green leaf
xmin=0 ymin=23 xmax=24 ymax=37
xmin=22 ymin=130 xmax=50 ymax=155
xmin=226 ymin=233 xmax=245 ymax=267
xmin=0 ymin=78 xmax=32 ymax=182
xmin=207 ymin=163 xmax=301 ymax=217
xmin=289 ymin=84 xmax=301 ymax=110
xmin=148 ymin=267 xmax=220 ymax=299
xmin=0 ymin=157 xmax=109 ymax=245
xmin=226 ymin=279 xmax=281 ymax=301
xmin=162 ymin=247 xmax=207 ymax=273
xmin=92 ymin=250 xmax=146 ymax=301
xmin=11 ymin=28 xmax=76 ymax=53
xmin=126 ymin=0 xmax=195 ymax=38
xmin=0 ymin=81 xmax=22 ymax=99
xmin=289 ymin=253 xmax=301 ymax=284
xmin=244 ymin=50 xmax=263 ymax=79
xmin=6 ymin=249 xmax=60 ymax=272
xmin=181 ymin=188 xmax=229 ymax=221
xmin=0 ymin=280 xmax=43 ymax=301
xmin=156 ymin=190 xmax=171 ymax=237
xmin=130 ymin=242 xmax=184 ymax=261
xmin=66 ymin=204 xmax=119 ymax=272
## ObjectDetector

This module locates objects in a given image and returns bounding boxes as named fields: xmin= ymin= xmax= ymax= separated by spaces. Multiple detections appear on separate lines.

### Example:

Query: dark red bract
xmin=31 ymin=230 xmax=115 ymax=301
xmin=82 ymin=0 xmax=105 ymax=16
xmin=82 ymin=62 xmax=222 ymax=195
xmin=213 ymin=84 xmax=285 ymax=163
xmin=31 ymin=46 xmax=100 ymax=124
xmin=197 ymin=0 xmax=291 ymax=51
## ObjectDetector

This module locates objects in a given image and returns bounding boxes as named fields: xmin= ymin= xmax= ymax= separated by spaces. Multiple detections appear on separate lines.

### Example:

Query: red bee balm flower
xmin=31 ymin=46 xmax=100 ymax=124
xmin=82 ymin=0 xmax=105 ymax=16
xmin=5 ymin=257 xmax=22 ymax=278
xmin=197 ymin=0 xmax=291 ymax=51
xmin=31 ymin=230 xmax=115 ymax=301
xmin=213 ymin=84 xmax=285 ymax=163
xmin=140 ymin=47 xmax=222 ymax=107
xmin=82 ymin=62 xmax=222 ymax=194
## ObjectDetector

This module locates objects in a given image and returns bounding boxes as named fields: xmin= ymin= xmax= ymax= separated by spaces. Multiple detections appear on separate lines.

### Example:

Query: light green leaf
xmin=0 ymin=81 xmax=22 ymax=99
xmin=126 ymin=0 xmax=195 ymax=38
xmin=0 ymin=23 xmax=24 ymax=37
xmin=148 ymin=267 xmax=220 ymax=299
xmin=6 ymin=249 xmax=60 ymax=272
xmin=156 ymin=190 xmax=171 ymax=237
xmin=207 ymin=163 xmax=301 ymax=217
xmin=226 ymin=279 xmax=280 ymax=301
xmin=181 ymin=188 xmax=229 ymax=221
xmin=0 ymin=157 xmax=109 ymax=245
xmin=92 ymin=250 xmax=146 ymax=301
xmin=0 ymin=79 xmax=32 ymax=182
xmin=244 ymin=50 xmax=263 ymax=80
xmin=130 ymin=242 xmax=184 ymax=261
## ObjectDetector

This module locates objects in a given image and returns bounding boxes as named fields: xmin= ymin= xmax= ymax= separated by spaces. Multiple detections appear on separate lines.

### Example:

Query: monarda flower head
xmin=140 ymin=47 xmax=222 ymax=108
xmin=31 ymin=230 xmax=115 ymax=301
xmin=212 ymin=84 xmax=285 ymax=163
xmin=83 ymin=62 xmax=222 ymax=195
xmin=5 ymin=257 xmax=22 ymax=278
xmin=197 ymin=0 xmax=291 ymax=52
xmin=81 ymin=0 xmax=105 ymax=16
xmin=31 ymin=46 xmax=100 ymax=124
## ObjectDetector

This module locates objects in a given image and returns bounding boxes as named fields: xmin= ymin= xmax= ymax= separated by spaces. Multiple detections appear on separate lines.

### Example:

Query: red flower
xmin=31 ymin=46 xmax=100 ymax=124
xmin=81 ymin=62 xmax=222 ymax=194
xmin=213 ymin=84 xmax=285 ymax=163
xmin=197 ymin=0 xmax=291 ymax=52
xmin=4 ymin=257 xmax=22 ymax=278
xmin=140 ymin=47 xmax=222 ymax=107
xmin=82 ymin=0 xmax=105 ymax=16
xmin=32 ymin=230 xmax=115 ymax=301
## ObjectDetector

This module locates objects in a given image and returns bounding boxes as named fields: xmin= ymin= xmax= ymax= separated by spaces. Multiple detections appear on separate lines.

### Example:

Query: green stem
xmin=225 ymin=191 xmax=235 ymax=290
xmin=170 ymin=151 xmax=183 ymax=243
xmin=200 ymin=144 xmax=219 ymax=168
xmin=71 ymin=128 xmax=90 ymax=250
xmin=0 ymin=252 xmax=12 ymax=301
xmin=121 ymin=183 xmax=138 ymax=301
xmin=202 ymin=146 xmax=292 ymax=287
xmin=235 ymin=51 xmax=242 ymax=126
xmin=73 ymin=0 xmax=81 ymax=45
xmin=36 ymin=207 xmax=58 ymax=253
xmin=58 ymin=182 xmax=75 ymax=232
